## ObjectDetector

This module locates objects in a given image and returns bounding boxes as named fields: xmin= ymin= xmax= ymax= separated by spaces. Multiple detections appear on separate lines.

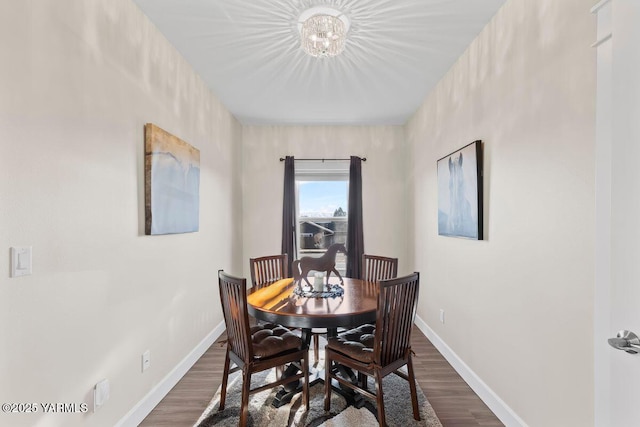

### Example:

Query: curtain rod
xmin=279 ymin=157 xmax=366 ymax=162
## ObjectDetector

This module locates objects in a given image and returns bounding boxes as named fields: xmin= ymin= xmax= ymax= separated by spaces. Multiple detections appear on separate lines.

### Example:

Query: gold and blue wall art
xmin=144 ymin=123 xmax=200 ymax=235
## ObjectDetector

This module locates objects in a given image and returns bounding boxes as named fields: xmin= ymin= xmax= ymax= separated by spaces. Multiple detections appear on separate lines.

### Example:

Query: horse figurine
xmin=293 ymin=243 xmax=347 ymax=290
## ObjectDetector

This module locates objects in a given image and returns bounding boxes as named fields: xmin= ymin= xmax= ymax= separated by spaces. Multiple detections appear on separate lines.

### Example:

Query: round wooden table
xmin=247 ymin=277 xmax=378 ymax=407
xmin=247 ymin=277 xmax=378 ymax=330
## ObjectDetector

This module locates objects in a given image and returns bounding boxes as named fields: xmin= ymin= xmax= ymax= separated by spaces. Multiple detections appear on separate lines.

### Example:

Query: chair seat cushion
xmin=326 ymin=324 xmax=375 ymax=363
xmin=250 ymin=323 xmax=302 ymax=358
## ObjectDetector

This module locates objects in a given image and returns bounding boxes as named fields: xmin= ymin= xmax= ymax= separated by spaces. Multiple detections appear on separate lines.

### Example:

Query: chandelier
xmin=298 ymin=7 xmax=350 ymax=58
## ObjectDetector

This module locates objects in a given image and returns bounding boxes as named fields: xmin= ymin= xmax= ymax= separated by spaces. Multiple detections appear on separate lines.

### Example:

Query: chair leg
xmin=324 ymin=351 xmax=332 ymax=411
xmin=407 ymin=354 xmax=421 ymax=421
xmin=239 ymin=370 xmax=251 ymax=427
xmin=374 ymin=370 xmax=386 ymax=427
xmin=302 ymin=352 xmax=310 ymax=410
xmin=219 ymin=348 xmax=231 ymax=411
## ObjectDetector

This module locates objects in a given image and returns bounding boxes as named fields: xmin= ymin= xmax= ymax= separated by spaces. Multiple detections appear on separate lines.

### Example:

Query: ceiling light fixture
xmin=298 ymin=7 xmax=350 ymax=58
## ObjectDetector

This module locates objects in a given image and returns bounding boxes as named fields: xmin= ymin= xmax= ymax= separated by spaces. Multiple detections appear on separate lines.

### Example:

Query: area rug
xmin=194 ymin=362 xmax=442 ymax=427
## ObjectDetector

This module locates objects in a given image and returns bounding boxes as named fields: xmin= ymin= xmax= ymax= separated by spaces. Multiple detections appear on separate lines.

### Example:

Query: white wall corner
xmin=115 ymin=321 xmax=227 ymax=427
xmin=414 ymin=316 xmax=528 ymax=427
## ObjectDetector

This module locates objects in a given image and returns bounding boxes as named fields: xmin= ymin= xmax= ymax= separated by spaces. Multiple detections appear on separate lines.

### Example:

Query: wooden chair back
xmin=250 ymin=254 xmax=289 ymax=289
xmin=374 ymin=272 xmax=420 ymax=367
xmin=218 ymin=270 xmax=253 ymax=362
xmin=362 ymin=254 xmax=398 ymax=282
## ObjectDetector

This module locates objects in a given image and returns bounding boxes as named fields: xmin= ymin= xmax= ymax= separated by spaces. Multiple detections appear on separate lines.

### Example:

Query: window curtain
xmin=281 ymin=156 xmax=296 ymax=275
xmin=346 ymin=156 xmax=364 ymax=279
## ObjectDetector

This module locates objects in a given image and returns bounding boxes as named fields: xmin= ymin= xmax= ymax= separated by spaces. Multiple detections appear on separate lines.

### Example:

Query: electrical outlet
xmin=142 ymin=350 xmax=151 ymax=372
xmin=94 ymin=379 xmax=110 ymax=412
xmin=439 ymin=309 xmax=445 ymax=324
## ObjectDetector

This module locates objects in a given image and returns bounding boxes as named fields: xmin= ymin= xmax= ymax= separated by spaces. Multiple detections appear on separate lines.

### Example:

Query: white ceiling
xmin=133 ymin=0 xmax=506 ymax=125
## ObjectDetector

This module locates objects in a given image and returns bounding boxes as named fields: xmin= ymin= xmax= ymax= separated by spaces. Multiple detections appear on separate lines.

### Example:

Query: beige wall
xmin=241 ymin=126 xmax=410 ymax=279
xmin=0 ymin=1 xmax=241 ymax=426
xmin=406 ymin=0 xmax=595 ymax=425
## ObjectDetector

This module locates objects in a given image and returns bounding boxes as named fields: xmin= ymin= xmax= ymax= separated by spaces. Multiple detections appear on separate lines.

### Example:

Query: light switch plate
xmin=10 ymin=247 xmax=32 ymax=277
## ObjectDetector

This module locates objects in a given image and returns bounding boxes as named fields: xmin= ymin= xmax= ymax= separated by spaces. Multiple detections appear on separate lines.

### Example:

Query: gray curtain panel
xmin=346 ymin=156 xmax=364 ymax=279
xmin=281 ymin=156 xmax=297 ymax=275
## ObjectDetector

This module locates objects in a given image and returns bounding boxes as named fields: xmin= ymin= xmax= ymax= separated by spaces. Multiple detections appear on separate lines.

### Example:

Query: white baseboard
xmin=116 ymin=320 xmax=226 ymax=427
xmin=414 ymin=315 xmax=528 ymax=427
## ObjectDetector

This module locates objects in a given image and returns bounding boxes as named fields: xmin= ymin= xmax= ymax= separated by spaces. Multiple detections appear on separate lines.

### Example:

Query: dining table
xmin=247 ymin=276 xmax=378 ymax=407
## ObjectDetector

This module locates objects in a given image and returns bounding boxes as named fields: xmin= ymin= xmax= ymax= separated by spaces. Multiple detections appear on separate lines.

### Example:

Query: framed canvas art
xmin=145 ymin=123 xmax=200 ymax=235
xmin=437 ymin=140 xmax=483 ymax=240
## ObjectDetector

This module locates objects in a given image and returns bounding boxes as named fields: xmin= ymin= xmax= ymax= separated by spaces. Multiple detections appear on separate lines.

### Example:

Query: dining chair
xmin=324 ymin=272 xmax=421 ymax=426
xmin=249 ymin=254 xmax=322 ymax=362
xmin=362 ymin=254 xmax=398 ymax=282
xmin=218 ymin=270 xmax=309 ymax=425
xmin=337 ymin=254 xmax=398 ymax=333
xmin=344 ymin=254 xmax=401 ymax=388
xmin=249 ymin=254 xmax=289 ymax=289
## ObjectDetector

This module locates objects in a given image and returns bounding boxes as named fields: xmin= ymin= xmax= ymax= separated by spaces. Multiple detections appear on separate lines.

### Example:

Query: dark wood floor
xmin=140 ymin=325 xmax=503 ymax=427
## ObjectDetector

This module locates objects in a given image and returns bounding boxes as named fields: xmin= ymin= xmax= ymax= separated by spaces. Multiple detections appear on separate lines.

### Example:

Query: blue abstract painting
xmin=437 ymin=140 xmax=483 ymax=240
xmin=145 ymin=124 xmax=200 ymax=235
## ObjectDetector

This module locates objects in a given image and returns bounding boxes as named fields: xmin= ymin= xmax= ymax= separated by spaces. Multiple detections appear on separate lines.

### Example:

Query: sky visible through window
xmin=299 ymin=181 xmax=348 ymax=217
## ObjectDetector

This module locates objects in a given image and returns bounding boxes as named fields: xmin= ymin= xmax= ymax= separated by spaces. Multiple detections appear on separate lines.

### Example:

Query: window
xmin=295 ymin=160 xmax=349 ymax=274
